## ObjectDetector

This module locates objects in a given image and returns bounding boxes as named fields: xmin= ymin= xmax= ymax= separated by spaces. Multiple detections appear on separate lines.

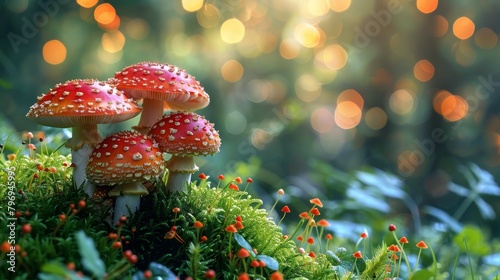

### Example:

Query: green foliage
xmin=453 ymin=226 xmax=490 ymax=256
xmin=1 ymin=135 xmax=499 ymax=279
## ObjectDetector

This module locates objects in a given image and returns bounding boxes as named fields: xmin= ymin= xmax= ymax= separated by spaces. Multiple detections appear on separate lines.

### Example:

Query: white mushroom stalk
xmin=26 ymin=79 xmax=142 ymax=194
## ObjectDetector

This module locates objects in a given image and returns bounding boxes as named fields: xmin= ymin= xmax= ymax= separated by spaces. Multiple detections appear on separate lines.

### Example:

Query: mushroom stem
xmin=134 ymin=98 xmax=164 ymax=134
xmin=109 ymin=182 xmax=149 ymax=225
xmin=71 ymin=144 xmax=94 ymax=189
xmin=65 ymin=124 xmax=102 ymax=189
xmin=114 ymin=194 xmax=141 ymax=225
xmin=164 ymin=155 xmax=198 ymax=192
xmin=165 ymin=171 xmax=193 ymax=192
xmin=82 ymin=180 xmax=96 ymax=198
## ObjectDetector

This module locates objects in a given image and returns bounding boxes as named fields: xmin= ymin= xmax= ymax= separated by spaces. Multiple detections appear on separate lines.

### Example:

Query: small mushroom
xmin=148 ymin=111 xmax=221 ymax=192
xmin=113 ymin=62 xmax=210 ymax=134
xmin=85 ymin=130 xmax=165 ymax=225
xmin=26 ymin=79 xmax=142 ymax=192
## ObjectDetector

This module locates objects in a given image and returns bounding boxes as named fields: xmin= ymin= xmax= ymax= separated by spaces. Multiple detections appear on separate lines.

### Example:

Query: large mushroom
xmin=26 ymin=79 xmax=141 ymax=192
xmin=148 ymin=111 xmax=221 ymax=192
xmin=113 ymin=62 xmax=210 ymax=134
xmin=85 ymin=130 xmax=164 ymax=225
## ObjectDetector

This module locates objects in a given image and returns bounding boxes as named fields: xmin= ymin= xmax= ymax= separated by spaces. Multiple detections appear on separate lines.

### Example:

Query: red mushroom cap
xmin=113 ymin=62 xmax=209 ymax=110
xmin=26 ymin=79 xmax=141 ymax=127
xmin=86 ymin=131 xmax=165 ymax=185
xmin=148 ymin=112 xmax=221 ymax=157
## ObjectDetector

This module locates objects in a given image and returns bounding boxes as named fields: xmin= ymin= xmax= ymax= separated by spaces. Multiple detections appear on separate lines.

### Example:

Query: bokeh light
xmin=279 ymin=39 xmax=301 ymax=59
xmin=317 ymin=44 xmax=348 ymax=70
xmin=413 ymin=59 xmax=435 ymax=82
xmin=433 ymin=90 xmax=452 ymax=115
xmin=328 ymin=0 xmax=351 ymax=12
xmin=337 ymin=89 xmax=364 ymax=110
xmin=475 ymin=27 xmax=498 ymax=49
xmin=416 ymin=0 xmax=438 ymax=14
xmin=221 ymin=60 xmax=244 ymax=82
xmin=390 ymin=89 xmax=415 ymax=115
xmin=182 ymin=0 xmax=203 ymax=12
xmin=220 ymin=18 xmax=245 ymax=44
xmin=99 ymin=15 xmax=120 ymax=31
xmin=441 ymin=95 xmax=468 ymax=121
xmin=125 ymin=18 xmax=150 ymax=40
xmin=311 ymin=107 xmax=335 ymax=133
xmin=225 ymin=111 xmax=247 ymax=135
xmin=102 ymin=30 xmax=125 ymax=53
xmin=365 ymin=107 xmax=388 ymax=130
xmin=433 ymin=15 xmax=448 ymax=37
xmin=94 ymin=3 xmax=116 ymax=25
xmin=335 ymin=101 xmax=362 ymax=130
xmin=295 ymin=74 xmax=321 ymax=102
xmin=453 ymin=16 xmax=475 ymax=40
xmin=77 ymin=0 xmax=98 ymax=9
xmin=42 ymin=40 xmax=67 ymax=65
xmin=295 ymin=23 xmax=321 ymax=48
xmin=197 ymin=4 xmax=220 ymax=29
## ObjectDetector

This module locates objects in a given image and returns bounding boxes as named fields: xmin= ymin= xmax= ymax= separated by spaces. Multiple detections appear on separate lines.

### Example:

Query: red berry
xmin=78 ymin=200 xmax=86 ymax=209
xmin=24 ymin=210 xmax=30 ymax=217
xmin=66 ymin=262 xmax=76 ymax=270
xmin=119 ymin=215 xmax=127 ymax=223
xmin=388 ymin=224 xmax=397 ymax=231
xmin=1 ymin=241 xmax=11 ymax=253
xmin=108 ymin=233 xmax=118 ymax=240
xmin=128 ymin=254 xmax=138 ymax=264
xmin=112 ymin=241 xmax=122 ymax=249
xmin=205 ymin=269 xmax=216 ymax=279
xmin=123 ymin=250 xmax=133 ymax=259
xmin=15 ymin=211 xmax=22 ymax=218
xmin=21 ymin=224 xmax=32 ymax=234
xmin=143 ymin=270 xmax=153 ymax=278
xmin=59 ymin=214 xmax=66 ymax=221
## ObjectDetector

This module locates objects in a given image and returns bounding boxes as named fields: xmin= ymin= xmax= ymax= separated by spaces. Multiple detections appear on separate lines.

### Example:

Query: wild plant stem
xmin=392 ymin=231 xmax=411 ymax=278
xmin=453 ymin=192 xmax=476 ymax=221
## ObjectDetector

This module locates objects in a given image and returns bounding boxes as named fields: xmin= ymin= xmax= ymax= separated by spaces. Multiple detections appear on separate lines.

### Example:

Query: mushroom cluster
xmin=26 ymin=61 xmax=221 ymax=220
xmin=26 ymin=79 xmax=142 ymax=191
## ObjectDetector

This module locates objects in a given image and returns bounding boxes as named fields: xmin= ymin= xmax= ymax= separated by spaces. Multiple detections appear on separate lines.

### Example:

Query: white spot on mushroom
xmin=168 ymin=135 xmax=175 ymax=141
xmin=132 ymin=153 xmax=142 ymax=160
xmin=116 ymin=154 xmax=123 ymax=159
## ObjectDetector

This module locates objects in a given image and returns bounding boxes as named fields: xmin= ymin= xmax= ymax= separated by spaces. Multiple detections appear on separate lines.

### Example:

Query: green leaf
xmin=39 ymin=262 xmax=92 ymax=280
xmin=234 ymin=233 xmax=256 ymax=257
xmin=326 ymin=250 xmax=342 ymax=265
xmin=453 ymin=225 xmax=490 ymax=256
xmin=76 ymin=230 xmax=106 ymax=277
xmin=256 ymin=254 xmax=279 ymax=271
xmin=411 ymin=269 xmax=434 ymax=280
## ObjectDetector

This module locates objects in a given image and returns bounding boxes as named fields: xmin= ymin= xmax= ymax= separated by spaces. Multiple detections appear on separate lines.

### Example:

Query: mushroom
xmin=148 ymin=111 xmax=221 ymax=192
xmin=113 ymin=61 xmax=210 ymax=134
xmin=85 ymin=130 xmax=164 ymax=225
xmin=26 ymin=79 xmax=141 ymax=193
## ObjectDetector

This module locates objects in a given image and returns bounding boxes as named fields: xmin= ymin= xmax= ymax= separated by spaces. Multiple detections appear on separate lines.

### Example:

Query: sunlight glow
xmin=221 ymin=18 xmax=245 ymax=44
xmin=94 ymin=3 xmax=116 ymax=25
xmin=416 ymin=0 xmax=438 ymax=14
xmin=413 ymin=59 xmax=435 ymax=82
xmin=453 ymin=17 xmax=475 ymax=40
xmin=43 ymin=40 xmax=67 ymax=65
xmin=221 ymin=60 xmax=244 ymax=82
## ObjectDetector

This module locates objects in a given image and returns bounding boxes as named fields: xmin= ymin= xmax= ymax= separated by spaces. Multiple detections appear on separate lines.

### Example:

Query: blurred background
xmin=1 ymin=0 xmax=500 ymax=240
